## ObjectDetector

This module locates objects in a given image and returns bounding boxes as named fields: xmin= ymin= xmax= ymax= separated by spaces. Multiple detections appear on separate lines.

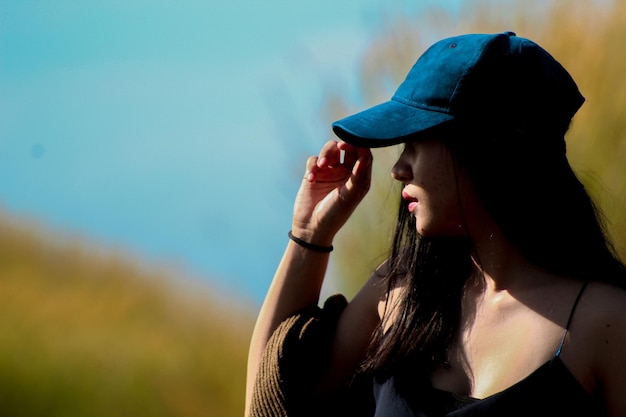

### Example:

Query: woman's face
xmin=391 ymin=138 xmax=468 ymax=238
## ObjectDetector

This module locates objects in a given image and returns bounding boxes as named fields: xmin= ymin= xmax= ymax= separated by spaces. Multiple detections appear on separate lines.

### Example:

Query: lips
xmin=402 ymin=189 xmax=418 ymax=213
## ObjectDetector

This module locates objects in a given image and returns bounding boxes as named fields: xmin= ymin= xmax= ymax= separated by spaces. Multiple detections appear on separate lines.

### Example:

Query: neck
xmin=467 ymin=221 xmax=543 ymax=293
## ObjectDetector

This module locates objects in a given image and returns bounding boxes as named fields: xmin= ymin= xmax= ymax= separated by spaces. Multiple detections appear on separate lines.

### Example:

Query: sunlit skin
xmin=246 ymin=139 xmax=626 ymax=417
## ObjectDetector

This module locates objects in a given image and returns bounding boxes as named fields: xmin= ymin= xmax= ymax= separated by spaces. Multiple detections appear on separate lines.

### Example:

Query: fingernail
xmin=317 ymin=157 xmax=327 ymax=167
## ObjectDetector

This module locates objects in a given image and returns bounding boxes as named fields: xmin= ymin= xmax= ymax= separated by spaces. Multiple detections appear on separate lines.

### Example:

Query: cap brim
xmin=331 ymin=99 xmax=455 ymax=148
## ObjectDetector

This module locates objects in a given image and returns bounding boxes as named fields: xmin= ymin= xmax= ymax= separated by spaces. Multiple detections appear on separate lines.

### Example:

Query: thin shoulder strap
xmin=555 ymin=281 xmax=590 ymax=358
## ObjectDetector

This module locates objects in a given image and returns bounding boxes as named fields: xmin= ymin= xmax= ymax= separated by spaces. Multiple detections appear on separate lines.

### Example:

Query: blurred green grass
xmin=0 ymin=213 xmax=253 ymax=417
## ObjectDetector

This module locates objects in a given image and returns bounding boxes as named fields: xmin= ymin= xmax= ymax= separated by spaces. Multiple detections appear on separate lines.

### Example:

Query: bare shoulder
xmin=575 ymin=281 xmax=626 ymax=347
xmin=577 ymin=281 xmax=626 ymax=415
xmin=579 ymin=281 xmax=626 ymax=327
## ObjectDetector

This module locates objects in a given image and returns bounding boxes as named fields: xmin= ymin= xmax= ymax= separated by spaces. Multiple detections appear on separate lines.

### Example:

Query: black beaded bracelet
xmin=288 ymin=230 xmax=333 ymax=253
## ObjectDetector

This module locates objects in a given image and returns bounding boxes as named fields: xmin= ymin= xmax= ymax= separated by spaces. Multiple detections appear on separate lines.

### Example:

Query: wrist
xmin=288 ymin=230 xmax=333 ymax=253
xmin=290 ymin=224 xmax=335 ymax=248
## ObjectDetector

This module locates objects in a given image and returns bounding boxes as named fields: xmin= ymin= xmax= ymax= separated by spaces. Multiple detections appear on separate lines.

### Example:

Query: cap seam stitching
xmin=391 ymin=95 xmax=452 ymax=115
xmin=448 ymin=35 xmax=502 ymax=109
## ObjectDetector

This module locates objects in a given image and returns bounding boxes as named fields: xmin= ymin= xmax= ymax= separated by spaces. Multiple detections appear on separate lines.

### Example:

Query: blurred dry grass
xmin=0 ymin=212 xmax=253 ymax=417
xmin=327 ymin=0 xmax=626 ymax=296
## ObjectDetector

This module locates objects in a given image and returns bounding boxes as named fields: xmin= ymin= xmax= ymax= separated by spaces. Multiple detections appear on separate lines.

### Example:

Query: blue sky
xmin=0 ymin=1 xmax=457 ymax=306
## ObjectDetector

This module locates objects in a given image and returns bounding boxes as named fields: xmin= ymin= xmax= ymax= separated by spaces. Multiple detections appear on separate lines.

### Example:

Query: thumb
xmin=350 ymin=147 xmax=373 ymax=190
xmin=340 ymin=147 xmax=372 ymax=202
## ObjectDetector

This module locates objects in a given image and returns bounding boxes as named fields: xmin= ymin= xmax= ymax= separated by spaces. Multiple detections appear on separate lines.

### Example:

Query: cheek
xmin=417 ymin=177 xmax=466 ymax=236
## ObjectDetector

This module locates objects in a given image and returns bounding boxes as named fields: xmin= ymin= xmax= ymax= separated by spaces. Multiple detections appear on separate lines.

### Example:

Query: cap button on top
xmin=504 ymin=31 xmax=517 ymax=37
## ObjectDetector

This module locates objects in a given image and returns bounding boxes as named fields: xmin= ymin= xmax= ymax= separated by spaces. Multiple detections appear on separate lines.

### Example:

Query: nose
xmin=391 ymin=157 xmax=412 ymax=183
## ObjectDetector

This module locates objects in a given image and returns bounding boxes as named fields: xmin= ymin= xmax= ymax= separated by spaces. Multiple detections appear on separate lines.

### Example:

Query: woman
xmin=246 ymin=32 xmax=626 ymax=417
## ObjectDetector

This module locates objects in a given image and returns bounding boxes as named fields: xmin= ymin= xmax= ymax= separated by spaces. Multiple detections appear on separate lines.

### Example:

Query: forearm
xmin=245 ymin=238 xmax=331 ymax=414
xmin=245 ymin=141 xmax=372 ymax=415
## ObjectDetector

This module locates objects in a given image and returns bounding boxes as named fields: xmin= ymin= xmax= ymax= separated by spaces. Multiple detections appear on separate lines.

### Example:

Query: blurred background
xmin=1 ymin=0 xmax=625 ymax=415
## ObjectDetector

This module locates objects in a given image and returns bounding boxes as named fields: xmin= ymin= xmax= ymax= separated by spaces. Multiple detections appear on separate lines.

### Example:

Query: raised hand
xmin=292 ymin=140 xmax=373 ymax=246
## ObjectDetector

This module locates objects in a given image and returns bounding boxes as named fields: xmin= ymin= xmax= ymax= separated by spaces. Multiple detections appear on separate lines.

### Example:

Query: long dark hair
xmin=359 ymin=122 xmax=626 ymax=390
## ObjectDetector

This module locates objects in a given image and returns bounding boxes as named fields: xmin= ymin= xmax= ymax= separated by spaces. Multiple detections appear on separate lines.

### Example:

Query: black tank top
xmin=372 ymin=282 xmax=607 ymax=417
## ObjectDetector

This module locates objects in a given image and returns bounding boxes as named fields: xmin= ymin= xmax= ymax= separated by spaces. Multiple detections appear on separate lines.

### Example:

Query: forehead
xmin=401 ymin=136 xmax=449 ymax=154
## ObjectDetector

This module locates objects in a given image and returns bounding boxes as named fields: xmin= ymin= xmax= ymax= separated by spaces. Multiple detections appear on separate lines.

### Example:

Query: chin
xmin=416 ymin=224 xmax=466 ymax=240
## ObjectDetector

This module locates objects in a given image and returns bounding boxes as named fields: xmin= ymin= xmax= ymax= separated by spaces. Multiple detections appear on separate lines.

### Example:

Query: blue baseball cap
xmin=332 ymin=32 xmax=585 ymax=148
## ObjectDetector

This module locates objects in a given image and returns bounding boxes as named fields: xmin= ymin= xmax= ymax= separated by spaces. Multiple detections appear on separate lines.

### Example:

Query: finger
xmin=337 ymin=141 xmax=363 ymax=169
xmin=351 ymin=147 xmax=373 ymax=185
xmin=304 ymin=156 xmax=319 ymax=182
xmin=339 ymin=147 xmax=372 ymax=203
xmin=317 ymin=140 xmax=342 ymax=168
